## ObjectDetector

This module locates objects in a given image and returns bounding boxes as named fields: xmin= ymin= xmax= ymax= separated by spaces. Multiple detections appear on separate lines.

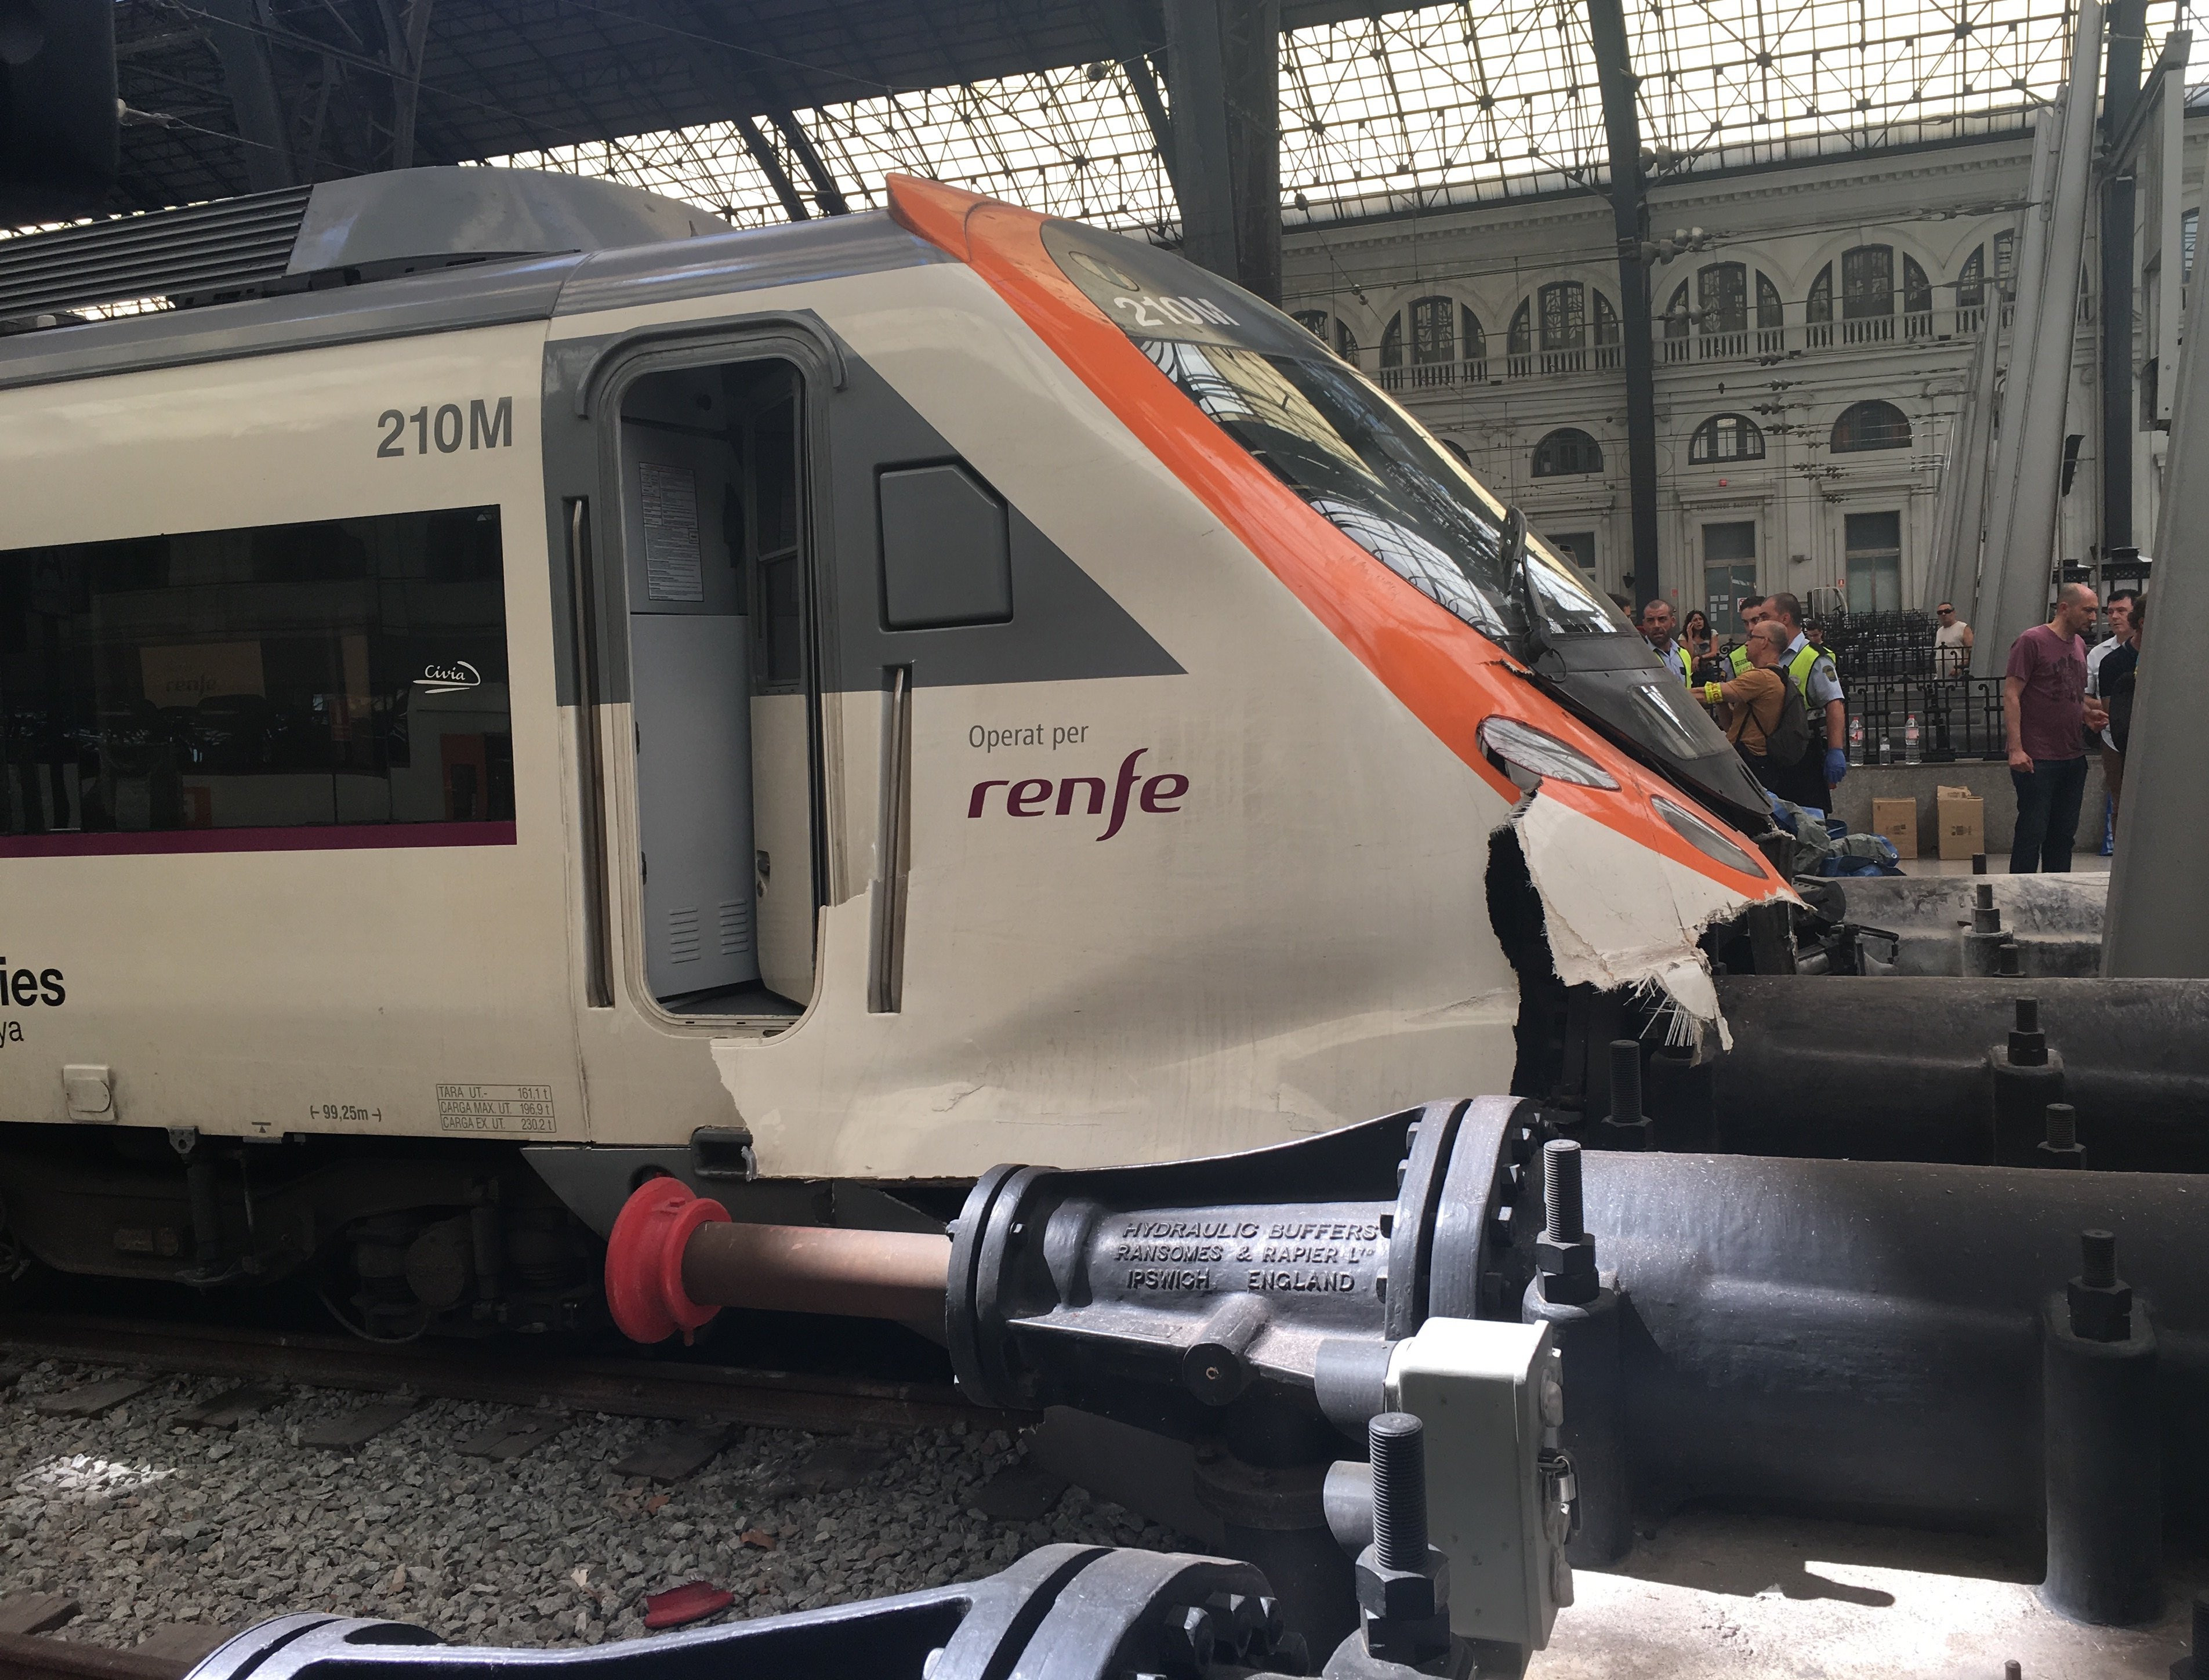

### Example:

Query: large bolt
xmin=1608 ymin=1040 xmax=1642 ymax=1127
xmin=1972 ymin=883 xmax=2003 ymax=934
xmin=1602 ymin=1040 xmax=1652 ymax=1151
xmin=1543 ymin=1138 xmax=1585 ymax=1245
xmin=2009 ymin=997 xmax=2048 ymax=1067
xmin=1997 ymin=939 xmax=2022 ymax=978
xmin=2066 ymin=1228 xmax=2133 ymax=1343
xmin=2038 ymin=1103 xmax=2084 ymax=1170
xmin=1536 ymin=1140 xmax=1599 ymax=1306
xmin=1369 ymin=1412 xmax=1430 ymax=1572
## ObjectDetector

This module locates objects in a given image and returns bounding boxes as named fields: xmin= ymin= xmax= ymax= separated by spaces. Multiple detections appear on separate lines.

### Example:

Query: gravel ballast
xmin=0 ymin=1360 xmax=1185 ymax=1651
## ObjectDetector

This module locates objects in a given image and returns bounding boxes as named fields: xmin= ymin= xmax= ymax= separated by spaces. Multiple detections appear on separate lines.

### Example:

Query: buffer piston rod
xmin=604 ymin=1176 xmax=951 ymax=1343
xmin=681 ymin=1221 xmax=951 ymax=1320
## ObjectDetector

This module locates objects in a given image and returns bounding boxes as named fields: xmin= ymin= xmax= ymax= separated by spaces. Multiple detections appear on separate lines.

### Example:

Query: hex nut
xmin=1355 ymin=1548 xmax=1449 ymax=1621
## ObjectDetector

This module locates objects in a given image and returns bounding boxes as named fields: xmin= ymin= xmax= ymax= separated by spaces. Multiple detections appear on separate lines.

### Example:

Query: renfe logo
xmin=968 ymin=749 xmax=1188 ymax=842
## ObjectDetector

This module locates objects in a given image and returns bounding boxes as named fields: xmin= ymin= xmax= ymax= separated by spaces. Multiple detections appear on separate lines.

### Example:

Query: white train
xmin=0 ymin=168 xmax=1788 ymax=1329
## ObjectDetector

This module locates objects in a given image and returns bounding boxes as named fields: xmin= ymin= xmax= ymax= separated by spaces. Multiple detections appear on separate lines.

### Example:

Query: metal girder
xmin=1975 ymin=1 xmax=2104 ymax=676
xmin=199 ymin=0 xmax=298 ymax=191
xmin=735 ymin=114 xmax=811 ymax=219
xmin=1160 ymin=0 xmax=1279 ymax=302
xmin=2099 ymin=0 xmax=2148 ymax=554
xmin=387 ymin=0 xmax=437 ymax=170
xmin=1098 ymin=0 xmax=1178 ymax=195
xmin=1585 ymin=0 xmax=1659 ymax=615
xmin=768 ymin=111 xmax=849 ymax=215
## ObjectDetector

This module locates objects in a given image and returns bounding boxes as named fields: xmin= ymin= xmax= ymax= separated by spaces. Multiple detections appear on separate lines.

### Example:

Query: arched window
xmin=1409 ymin=295 xmax=1456 ymax=365
xmin=1698 ymin=262 xmax=1748 ymax=333
xmin=1297 ymin=310 xmax=1360 ymax=364
xmin=1806 ymin=264 xmax=1833 ymax=346
xmin=1538 ymin=281 xmax=1586 ymax=351
xmin=1842 ymin=245 xmax=1894 ymax=318
xmin=1756 ymin=273 xmax=1783 ymax=329
xmin=1380 ymin=315 xmax=1403 ymax=367
xmin=1532 ymin=427 xmax=1604 ymax=477
xmin=1461 ymin=307 xmax=1486 ymax=370
xmin=1831 ymin=400 xmax=1911 ymax=453
xmin=1958 ymin=246 xmax=1986 ymax=314
xmin=1661 ymin=281 xmax=1692 ymax=362
xmin=1690 ymin=413 xmax=1766 ymax=463
xmin=1507 ymin=300 xmax=1533 ymax=371
xmin=1439 ymin=437 xmax=1472 ymax=466
xmin=1903 ymin=256 xmax=1932 ymax=336
xmin=1525 ymin=282 xmax=1622 ymax=372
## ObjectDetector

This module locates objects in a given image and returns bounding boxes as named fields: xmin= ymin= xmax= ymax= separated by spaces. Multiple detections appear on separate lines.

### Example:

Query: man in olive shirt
xmin=1703 ymin=622 xmax=1794 ymax=784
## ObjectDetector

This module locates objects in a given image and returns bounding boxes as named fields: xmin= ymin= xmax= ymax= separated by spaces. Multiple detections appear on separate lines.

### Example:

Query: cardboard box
xmin=1871 ymin=796 xmax=1918 ymax=859
xmin=1935 ymin=785 xmax=1986 ymax=861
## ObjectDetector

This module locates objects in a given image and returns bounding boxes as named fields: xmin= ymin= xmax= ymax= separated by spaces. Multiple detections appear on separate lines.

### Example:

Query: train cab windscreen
xmin=1039 ymin=222 xmax=1773 ymax=829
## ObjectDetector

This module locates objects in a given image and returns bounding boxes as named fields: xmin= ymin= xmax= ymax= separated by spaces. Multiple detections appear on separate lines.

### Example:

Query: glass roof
xmin=492 ymin=61 xmax=1177 ymax=237
xmin=484 ymin=0 xmax=2196 ymax=234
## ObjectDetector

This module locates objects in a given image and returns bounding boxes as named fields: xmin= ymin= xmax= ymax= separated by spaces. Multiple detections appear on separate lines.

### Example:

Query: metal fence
xmin=1845 ymin=676 xmax=2007 ymax=762
xmin=1819 ymin=609 xmax=1954 ymax=683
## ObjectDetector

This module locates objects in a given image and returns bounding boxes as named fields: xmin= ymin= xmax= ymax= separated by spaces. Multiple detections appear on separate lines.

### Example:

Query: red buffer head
xmin=605 ymin=1174 xmax=728 ymax=1344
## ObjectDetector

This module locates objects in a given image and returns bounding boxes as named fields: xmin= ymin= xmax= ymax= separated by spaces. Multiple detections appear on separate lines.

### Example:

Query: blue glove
xmin=1824 ymin=747 xmax=1848 ymax=786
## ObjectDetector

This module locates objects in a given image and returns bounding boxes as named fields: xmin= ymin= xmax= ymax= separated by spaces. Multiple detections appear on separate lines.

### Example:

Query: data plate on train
xmin=436 ymin=1083 xmax=557 ymax=1133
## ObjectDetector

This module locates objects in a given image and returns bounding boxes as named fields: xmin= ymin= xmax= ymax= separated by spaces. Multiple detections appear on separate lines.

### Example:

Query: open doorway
xmin=617 ymin=359 xmax=818 ymax=1017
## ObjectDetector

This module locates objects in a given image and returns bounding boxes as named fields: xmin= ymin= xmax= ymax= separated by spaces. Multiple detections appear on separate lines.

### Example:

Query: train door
xmin=614 ymin=358 xmax=821 ymax=1017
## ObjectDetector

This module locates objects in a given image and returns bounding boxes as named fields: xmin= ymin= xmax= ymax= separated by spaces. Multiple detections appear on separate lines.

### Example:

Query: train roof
xmin=0 ymin=168 xmax=952 ymax=394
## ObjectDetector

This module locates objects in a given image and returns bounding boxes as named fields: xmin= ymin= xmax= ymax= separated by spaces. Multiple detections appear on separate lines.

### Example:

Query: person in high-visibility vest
xmin=1726 ymin=594 xmax=1772 ymax=676
xmin=1764 ymin=592 xmax=1848 ymax=811
xmin=1638 ymin=599 xmax=1693 ymax=684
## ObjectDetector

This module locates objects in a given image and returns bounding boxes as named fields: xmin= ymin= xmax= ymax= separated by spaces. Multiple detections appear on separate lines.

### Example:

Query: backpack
xmin=1757 ymin=666 xmax=1812 ymax=766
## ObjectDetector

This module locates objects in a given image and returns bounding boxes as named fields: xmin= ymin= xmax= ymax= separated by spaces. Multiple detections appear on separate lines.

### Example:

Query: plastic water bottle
xmin=1878 ymin=736 xmax=1893 ymax=765
xmin=1848 ymin=716 xmax=1864 ymax=766
xmin=1903 ymin=713 xmax=1922 ymax=765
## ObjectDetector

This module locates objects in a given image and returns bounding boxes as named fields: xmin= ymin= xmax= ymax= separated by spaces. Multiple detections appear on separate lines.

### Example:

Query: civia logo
xmin=967 ymin=749 xmax=1187 ymax=843
xmin=415 ymin=660 xmax=481 ymax=695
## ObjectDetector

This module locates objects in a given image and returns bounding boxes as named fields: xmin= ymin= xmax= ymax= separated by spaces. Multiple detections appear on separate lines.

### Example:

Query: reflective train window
xmin=0 ymin=508 xmax=512 ymax=847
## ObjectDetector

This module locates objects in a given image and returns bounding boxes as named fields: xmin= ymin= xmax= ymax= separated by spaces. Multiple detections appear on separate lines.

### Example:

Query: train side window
xmin=618 ymin=361 xmax=819 ymax=1018
xmin=0 ymin=508 xmax=513 ymax=850
xmin=878 ymin=462 xmax=1013 ymax=629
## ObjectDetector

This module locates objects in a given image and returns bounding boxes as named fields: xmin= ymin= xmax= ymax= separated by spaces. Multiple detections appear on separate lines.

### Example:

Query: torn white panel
xmin=1513 ymin=793 xmax=1787 ymax=1052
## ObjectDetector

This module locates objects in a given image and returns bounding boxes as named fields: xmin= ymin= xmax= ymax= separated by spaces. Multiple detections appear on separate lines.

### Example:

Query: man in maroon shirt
xmin=2003 ymin=583 xmax=2109 ymax=873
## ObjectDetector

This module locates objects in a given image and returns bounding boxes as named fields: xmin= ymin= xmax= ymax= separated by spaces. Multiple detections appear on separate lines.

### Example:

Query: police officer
xmin=1764 ymin=591 xmax=1847 ymax=811
xmin=1639 ymin=599 xmax=1693 ymax=684
xmin=1726 ymin=595 xmax=1772 ymax=676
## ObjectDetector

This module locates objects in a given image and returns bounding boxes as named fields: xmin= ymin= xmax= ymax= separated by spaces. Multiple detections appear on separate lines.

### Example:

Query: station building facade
xmin=1280 ymin=123 xmax=2206 ymax=632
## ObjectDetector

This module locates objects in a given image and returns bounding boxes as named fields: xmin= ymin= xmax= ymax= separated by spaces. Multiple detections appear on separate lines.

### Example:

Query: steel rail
xmin=0 ymin=1312 xmax=1029 ymax=1436
xmin=0 ymin=1631 xmax=193 ymax=1680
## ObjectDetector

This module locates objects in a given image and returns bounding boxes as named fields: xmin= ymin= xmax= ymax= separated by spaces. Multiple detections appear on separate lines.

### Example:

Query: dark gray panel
xmin=550 ymin=212 xmax=952 ymax=321
xmin=543 ymin=315 xmax=1183 ymax=705
xmin=879 ymin=462 xmax=1013 ymax=629
xmin=0 ymin=252 xmax=583 ymax=393
xmin=825 ymin=347 xmax=1183 ymax=692
xmin=289 ymin=168 xmax=715 ymax=275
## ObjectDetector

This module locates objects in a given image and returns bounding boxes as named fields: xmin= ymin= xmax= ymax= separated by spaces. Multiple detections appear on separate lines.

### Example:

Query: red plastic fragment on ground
xmin=738 ymin=1529 xmax=778 ymax=1550
xmin=641 ymin=1582 xmax=735 ymax=1630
